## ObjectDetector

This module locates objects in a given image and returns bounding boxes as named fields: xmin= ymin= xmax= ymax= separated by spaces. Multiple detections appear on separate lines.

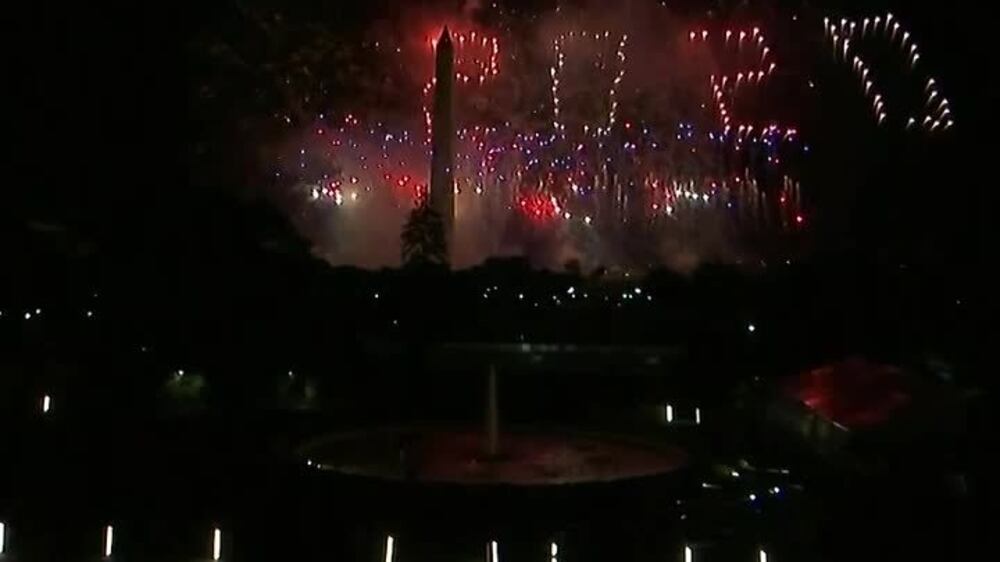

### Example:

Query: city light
xmin=104 ymin=525 xmax=114 ymax=558
xmin=384 ymin=535 xmax=395 ymax=562
xmin=213 ymin=528 xmax=222 ymax=561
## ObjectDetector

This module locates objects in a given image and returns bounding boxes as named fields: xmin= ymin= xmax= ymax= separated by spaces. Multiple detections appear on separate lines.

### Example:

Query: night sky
xmin=5 ymin=0 xmax=989 ymax=278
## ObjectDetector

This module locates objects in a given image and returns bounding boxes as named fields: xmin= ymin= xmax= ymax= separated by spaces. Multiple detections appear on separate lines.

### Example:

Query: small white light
xmin=684 ymin=545 xmax=693 ymax=562
xmin=86 ymin=311 xmax=94 ymax=318
xmin=104 ymin=525 xmax=114 ymax=558
xmin=666 ymin=405 xmax=674 ymax=423
xmin=384 ymin=535 xmax=395 ymax=562
xmin=0 ymin=521 xmax=6 ymax=554
xmin=213 ymin=528 xmax=222 ymax=561
xmin=42 ymin=394 xmax=51 ymax=413
xmin=759 ymin=549 xmax=768 ymax=562
xmin=749 ymin=493 xmax=757 ymax=501
xmin=488 ymin=540 xmax=499 ymax=562
xmin=731 ymin=470 xmax=740 ymax=478
xmin=550 ymin=542 xmax=558 ymax=557
xmin=695 ymin=407 xmax=702 ymax=425
xmin=747 ymin=323 xmax=757 ymax=333
xmin=772 ymin=486 xmax=781 ymax=494
xmin=24 ymin=312 xmax=32 ymax=320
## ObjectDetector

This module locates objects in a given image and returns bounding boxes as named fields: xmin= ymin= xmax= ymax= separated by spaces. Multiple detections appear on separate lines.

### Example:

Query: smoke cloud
xmin=262 ymin=0 xmax=798 ymax=272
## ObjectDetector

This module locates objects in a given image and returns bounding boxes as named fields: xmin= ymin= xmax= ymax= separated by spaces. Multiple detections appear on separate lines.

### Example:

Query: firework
xmin=826 ymin=12 xmax=954 ymax=133
xmin=266 ymin=11 xmax=821 ymax=269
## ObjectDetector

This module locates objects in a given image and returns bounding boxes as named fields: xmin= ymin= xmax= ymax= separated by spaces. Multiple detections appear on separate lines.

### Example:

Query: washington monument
xmin=429 ymin=27 xmax=456 ymax=247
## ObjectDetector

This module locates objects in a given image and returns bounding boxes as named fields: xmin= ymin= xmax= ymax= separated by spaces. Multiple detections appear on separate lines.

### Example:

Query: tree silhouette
xmin=401 ymin=204 xmax=448 ymax=266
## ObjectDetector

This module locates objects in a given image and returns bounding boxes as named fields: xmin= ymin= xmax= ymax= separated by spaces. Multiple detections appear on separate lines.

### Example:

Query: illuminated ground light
xmin=212 ymin=528 xmax=222 ymax=561
xmin=41 ymin=394 xmax=51 ymax=414
xmin=384 ymin=535 xmax=395 ymax=562
xmin=550 ymin=542 xmax=558 ymax=562
xmin=103 ymin=525 xmax=114 ymax=558
xmin=759 ymin=549 xmax=769 ymax=562
xmin=684 ymin=545 xmax=693 ymax=562
xmin=487 ymin=540 xmax=499 ymax=562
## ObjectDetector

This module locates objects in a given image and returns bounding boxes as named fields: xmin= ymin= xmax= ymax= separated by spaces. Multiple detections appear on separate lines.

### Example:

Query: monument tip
xmin=439 ymin=26 xmax=452 ymax=45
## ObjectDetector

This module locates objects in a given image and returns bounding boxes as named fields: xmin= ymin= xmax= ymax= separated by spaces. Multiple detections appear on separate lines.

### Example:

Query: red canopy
xmin=783 ymin=359 xmax=912 ymax=429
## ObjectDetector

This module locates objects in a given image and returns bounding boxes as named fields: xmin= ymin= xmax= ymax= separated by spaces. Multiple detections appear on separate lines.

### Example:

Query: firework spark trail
xmin=826 ymin=13 xmax=954 ymax=132
xmin=270 ymin=5 xmax=952 ymax=269
xmin=692 ymin=25 xmax=789 ymax=140
xmin=549 ymin=30 xmax=628 ymax=138
xmin=422 ymin=29 xmax=502 ymax=144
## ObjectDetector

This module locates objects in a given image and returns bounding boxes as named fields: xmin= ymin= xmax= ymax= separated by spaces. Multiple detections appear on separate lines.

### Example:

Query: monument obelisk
xmin=430 ymin=27 xmax=456 ymax=248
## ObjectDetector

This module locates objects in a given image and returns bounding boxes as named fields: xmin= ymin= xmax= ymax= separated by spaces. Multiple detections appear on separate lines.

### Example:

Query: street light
xmin=103 ymin=525 xmax=114 ymax=558
xmin=384 ymin=535 xmax=395 ymax=562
